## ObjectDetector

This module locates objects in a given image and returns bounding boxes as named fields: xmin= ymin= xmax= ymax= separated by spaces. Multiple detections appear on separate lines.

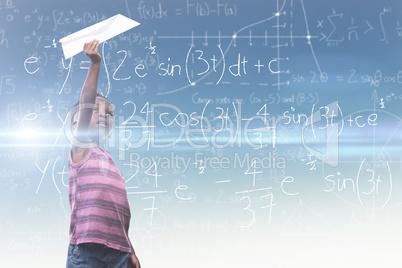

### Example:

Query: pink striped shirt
xmin=68 ymin=144 xmax=131 ymax=252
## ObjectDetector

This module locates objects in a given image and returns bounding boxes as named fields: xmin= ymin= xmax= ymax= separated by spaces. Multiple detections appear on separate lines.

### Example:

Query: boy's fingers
xmin=83 ymin=40 xmax=101 ymax=60
xmin=89 ymin=40 xmax=100 ymax=54
xmin=83 ymin=42 xmax=93 ymax=53
xmin=94 ymin=41 xmax=100 ymax=53
xmin=88 ymin=41 xmax=97 ymax=52
xmin=84 ymin=40 xmax=94 ymax=50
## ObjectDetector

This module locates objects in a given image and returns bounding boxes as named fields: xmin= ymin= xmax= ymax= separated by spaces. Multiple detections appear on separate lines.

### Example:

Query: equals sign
xmin=44 ymin=16 xmax=50 ymax=21
xmin=80 ymin=61 xmax=90 ymax=69
xmin=175 ymin=9 xmax=182 ymax=15
xmin=336 ymin=76 xmax=344 ymax=82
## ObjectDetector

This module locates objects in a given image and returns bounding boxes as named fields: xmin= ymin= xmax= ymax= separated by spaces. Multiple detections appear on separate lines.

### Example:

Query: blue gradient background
xmin=1 ymin=0 xmax=402 ymax=267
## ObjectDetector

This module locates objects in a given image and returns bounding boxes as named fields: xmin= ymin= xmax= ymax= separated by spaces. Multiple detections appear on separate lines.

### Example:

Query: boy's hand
xmin=128 ymin=252 xmax=141 ymax=268
xmin=83 ymin=39 xmax=101 ymax=64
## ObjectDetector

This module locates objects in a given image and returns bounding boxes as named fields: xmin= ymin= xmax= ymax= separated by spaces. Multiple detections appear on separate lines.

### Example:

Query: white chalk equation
xmin=108 ymin=100 xmax=378 ymax=151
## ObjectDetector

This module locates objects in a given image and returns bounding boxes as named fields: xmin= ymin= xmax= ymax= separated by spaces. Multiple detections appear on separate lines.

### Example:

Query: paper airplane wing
xmin=59 ymin=14 xmax=140 ymax=59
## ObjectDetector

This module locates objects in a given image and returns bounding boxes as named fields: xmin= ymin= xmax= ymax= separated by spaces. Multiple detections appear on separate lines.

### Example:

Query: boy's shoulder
xmin=70 ymin=144 xmax=110 ymax=164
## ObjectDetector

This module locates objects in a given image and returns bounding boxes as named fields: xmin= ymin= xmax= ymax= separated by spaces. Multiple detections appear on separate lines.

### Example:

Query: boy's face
xmin=73 ymin=97 xmax=114 ymax=143
xmin=90 ymin=97 xmax=114 ymax=139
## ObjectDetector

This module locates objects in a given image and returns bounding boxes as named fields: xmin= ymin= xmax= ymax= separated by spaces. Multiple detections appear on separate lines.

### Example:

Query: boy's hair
xmin=70 ymin=93 xmax=110 ymax=124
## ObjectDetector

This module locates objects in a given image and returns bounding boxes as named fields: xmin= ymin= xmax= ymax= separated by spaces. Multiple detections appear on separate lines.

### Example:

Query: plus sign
xmin=254 ymin=60 xmax=264 ymax=73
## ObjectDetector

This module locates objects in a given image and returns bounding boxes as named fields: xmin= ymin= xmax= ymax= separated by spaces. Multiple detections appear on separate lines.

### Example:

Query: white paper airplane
xmin=59 ymin=14 xmax=140 ymax=59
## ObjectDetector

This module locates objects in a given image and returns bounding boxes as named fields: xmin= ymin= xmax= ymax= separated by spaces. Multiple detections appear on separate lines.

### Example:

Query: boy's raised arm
xmin=74 ymin=40 xmax=101 ymax=134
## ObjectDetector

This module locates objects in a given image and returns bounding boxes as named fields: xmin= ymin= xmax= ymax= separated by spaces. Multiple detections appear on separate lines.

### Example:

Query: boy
xmin=66 ymin=40 xmax=140 ymax=268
